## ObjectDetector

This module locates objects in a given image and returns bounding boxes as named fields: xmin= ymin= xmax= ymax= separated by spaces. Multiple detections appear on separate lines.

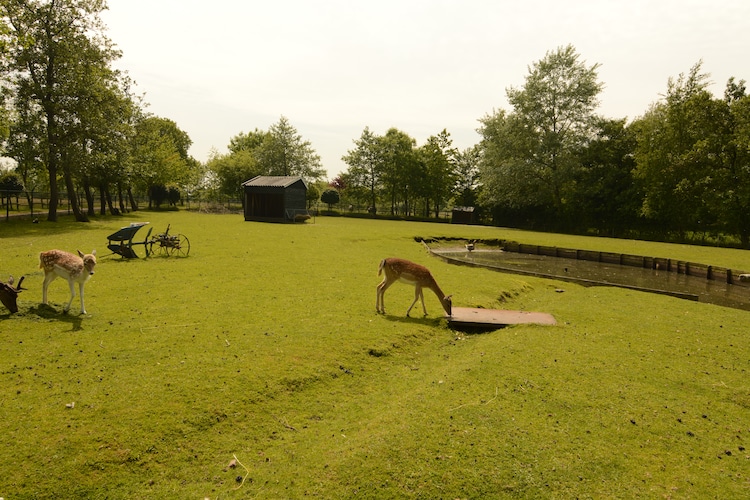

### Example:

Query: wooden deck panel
xmin=447 ymin=307 xmax=556 ymax=329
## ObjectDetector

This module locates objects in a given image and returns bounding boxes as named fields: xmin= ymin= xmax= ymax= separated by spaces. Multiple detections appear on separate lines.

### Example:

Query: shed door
xmin=250 ymin=192 xmax=284 ymax=218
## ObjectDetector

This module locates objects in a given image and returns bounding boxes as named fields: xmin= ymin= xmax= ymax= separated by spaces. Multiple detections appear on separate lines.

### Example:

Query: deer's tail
xmin=378 ymin=258 xmax=386 ymax=276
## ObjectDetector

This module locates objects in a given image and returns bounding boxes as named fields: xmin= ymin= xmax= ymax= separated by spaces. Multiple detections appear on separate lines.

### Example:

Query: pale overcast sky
xmin=102 ymin=0 xmax=750 ymax=180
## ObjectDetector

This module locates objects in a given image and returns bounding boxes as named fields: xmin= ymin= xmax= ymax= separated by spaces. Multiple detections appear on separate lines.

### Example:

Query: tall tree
xmin=130 ymin=116 xmax=194 ymax=207
xmin=419 ymin=129 xmax=457 ymax=218
xmin=228 ymin=128 xmax=268 ymax=154
xmin=574 ymin=117 xmax=640 ymax=236
xmin=206 ymin=148 xmax=258 ymax=199
xmin=479 ymin=45 xmax=603 ymax=227
xmin=719 ymin=79 xmax=750 ymax=247
xmin=341 ymin=127 xmax=382 ymax=211
xmin=4 ymin=89 xmax=47 ymax=209
xmin=255 ymin=116 xmax=325 ymax=180
xmin=1 ymin=0 xmax=121 ymax=221
xmin=453 ymin=145 xmax=481 ymax=208
xmin=632 ymin=62 xmax=719 ymax=238
xmin=379 ymin=128 xmax=418 ymax=215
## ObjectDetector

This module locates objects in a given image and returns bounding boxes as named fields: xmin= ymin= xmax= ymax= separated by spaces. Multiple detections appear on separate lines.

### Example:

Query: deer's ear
xmin=77 ymin=250 xmax=84 ymax=258
xmin=92 ymin=249 xmax=96 ymax=256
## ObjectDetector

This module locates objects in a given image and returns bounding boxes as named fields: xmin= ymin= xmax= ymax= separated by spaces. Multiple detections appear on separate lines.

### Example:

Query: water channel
xmin=431 ymin=246 xmax=750 ymax=312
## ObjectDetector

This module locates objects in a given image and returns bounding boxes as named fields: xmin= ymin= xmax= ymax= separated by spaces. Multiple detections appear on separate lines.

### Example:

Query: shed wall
xmin=242 ymin=179 xmax=307 ymax=222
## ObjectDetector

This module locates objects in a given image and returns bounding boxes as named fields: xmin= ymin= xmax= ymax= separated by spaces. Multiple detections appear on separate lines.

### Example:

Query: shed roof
xmin=242 ymin=175 xmax=307 ymax=188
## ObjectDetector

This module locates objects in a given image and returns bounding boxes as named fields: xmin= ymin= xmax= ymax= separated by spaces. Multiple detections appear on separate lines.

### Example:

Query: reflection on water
xmin=434 ymin=248 xmax=750 ymax=311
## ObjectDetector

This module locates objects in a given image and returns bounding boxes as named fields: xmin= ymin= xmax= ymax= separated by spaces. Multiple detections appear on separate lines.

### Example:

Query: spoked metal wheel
xmin=168 ymin=234 xmax=190 ymax=257
xmin=157 ymin=240 xmax=170 ymax=257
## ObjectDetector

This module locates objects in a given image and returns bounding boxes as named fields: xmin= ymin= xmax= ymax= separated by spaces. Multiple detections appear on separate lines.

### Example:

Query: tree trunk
xmin=24 ymin=190 xmax=34 ymax=216
xmin=117 ymin=183 xmax=127 ymax=213
xmin=105 ymin=185 xmax=119 ymax=215
xmin=99 ymin=183 xmax=107 ymax=215
xmin=127 ymin=187 xmax=138 ymax=211
xmin=82 ymin=178 xmax=96 ymax=217
xmin=62 ymin=165 xmax=88 ymax=222
xmin=46 ymin=163 xmax=59 ymax=222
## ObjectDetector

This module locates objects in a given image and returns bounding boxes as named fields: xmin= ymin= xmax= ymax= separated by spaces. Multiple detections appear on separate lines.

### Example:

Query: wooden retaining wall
xmin=498 ymin=241 xmax=748 ymax=286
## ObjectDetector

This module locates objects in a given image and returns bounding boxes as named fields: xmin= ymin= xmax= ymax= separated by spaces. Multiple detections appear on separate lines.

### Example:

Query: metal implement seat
xmin=106 ymin=222 xmax=152 ymax=258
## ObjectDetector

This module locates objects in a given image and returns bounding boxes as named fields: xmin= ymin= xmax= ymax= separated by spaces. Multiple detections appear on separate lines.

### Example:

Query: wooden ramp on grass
xmin=448 ymin=307 xmax=556 ymax=329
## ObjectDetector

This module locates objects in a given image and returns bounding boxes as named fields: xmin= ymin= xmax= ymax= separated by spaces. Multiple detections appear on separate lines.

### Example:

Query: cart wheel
xmin=170 ymin=234 xmax=190 ymax=257
xmin=143 ymin=228 xmax=154 ymax=257
xmin=158 ymin=240 xmax=170 ymax=257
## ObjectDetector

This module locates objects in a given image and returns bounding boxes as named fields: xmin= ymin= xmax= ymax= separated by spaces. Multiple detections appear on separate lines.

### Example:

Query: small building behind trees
xmin=451 ymin=206 xmax=478 ymax=224
xmin=242 ymin=175 xmax=309 ymax=222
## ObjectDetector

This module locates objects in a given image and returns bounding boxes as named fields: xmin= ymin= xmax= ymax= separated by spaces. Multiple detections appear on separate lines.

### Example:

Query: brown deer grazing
xmin=0 ymin=275 xmax=26 ymax=313
xmin=39 ymin=249 xmax=97 ymax=314
xmin=376 ymin=257 xmax=452 ymax=317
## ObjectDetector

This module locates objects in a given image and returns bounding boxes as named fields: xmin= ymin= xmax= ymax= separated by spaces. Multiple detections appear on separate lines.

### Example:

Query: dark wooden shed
xmin=242 ymin=175 xmax=309 ymax=222
xmin=451 ymin=206 xmax=478 ymax=224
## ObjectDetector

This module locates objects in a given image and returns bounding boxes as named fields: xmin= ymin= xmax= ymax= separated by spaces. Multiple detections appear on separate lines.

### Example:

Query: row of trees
xmin=478 ymin=47 xmax=750 ymax=246
xmin=336 ymin=127 xmax=479 ymax=217
xmin=332 ymin=45 xmax=750 ymax=246
xmin=205 ymin=115 xmax=326 ymax=201
xmin=0 ymin=0 xmax=200 ymax=221
xmin=3 ymin=2 xmax=748 ymax=248
xmin=0 ymin=2 xmax=328 ymax=222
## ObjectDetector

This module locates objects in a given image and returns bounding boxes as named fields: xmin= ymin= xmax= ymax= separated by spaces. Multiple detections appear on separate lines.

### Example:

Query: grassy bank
xmin=1 ymin=213 xmax=749 ymax=498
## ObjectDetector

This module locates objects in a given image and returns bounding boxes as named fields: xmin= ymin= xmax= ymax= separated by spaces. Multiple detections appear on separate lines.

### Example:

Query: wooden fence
xmin=502 ymin=241 xmax=749 ymax=286
xmin=1 ymin=190 xmax=244 ymax=221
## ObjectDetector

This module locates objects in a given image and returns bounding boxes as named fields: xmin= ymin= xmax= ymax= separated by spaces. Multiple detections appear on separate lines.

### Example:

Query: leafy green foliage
xmin=1 ymin=213 xmax=749 ymax=497
xmin=342 ymin=127 xmax=461 ymax=217
xmin=574 ymin=117 xmax=641 ymax=234
xmin=479 ymin=45 xmax=603 ymax=225
xmin=418 ymin=129 xmax=458 ymax=217
xmin=0 ymin=171 xmax=23 ymax=192
xmin=208 ymin=116 xmax=325 ymax=198
xmin=1 ymin=0 xmax=130 ymax=221
xmin=632 ymin=63 xmax=750 ymax=244
xmin=131 ymin=116 xmax=195 ymax=194
xmin=341 ymin=126 xmax=382 ymax=209
xmin=320 ymin=188 xmax=340 ymax=210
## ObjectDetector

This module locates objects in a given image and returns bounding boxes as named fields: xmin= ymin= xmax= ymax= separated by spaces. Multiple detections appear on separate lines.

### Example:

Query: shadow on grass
xmin=449 ymin=325 xmax=505 ymax=335
xmin=378 ymin=311 xmax=506 ymax=335
xmin=0 ymin=212 xmax=154 ymax=240
xmin=379 ymin=312 xmax=444 ymax=327
xmin=26 ymin=304 xmax=86 ymax=331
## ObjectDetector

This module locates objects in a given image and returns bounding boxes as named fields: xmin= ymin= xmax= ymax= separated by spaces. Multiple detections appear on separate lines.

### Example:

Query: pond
xmin=432 ymin=247 xmax=750 ymax=312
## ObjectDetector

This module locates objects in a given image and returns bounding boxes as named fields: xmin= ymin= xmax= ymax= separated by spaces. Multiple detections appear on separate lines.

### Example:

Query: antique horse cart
xmin=107 ymin=222 xmax=190 ymax=258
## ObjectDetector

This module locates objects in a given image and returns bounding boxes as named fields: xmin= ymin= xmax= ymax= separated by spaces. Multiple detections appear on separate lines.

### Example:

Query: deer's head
xmin=78 ymin=250 xmax=97 ymax=276
xmin=442 ymin=295 xmax=453 ymax=316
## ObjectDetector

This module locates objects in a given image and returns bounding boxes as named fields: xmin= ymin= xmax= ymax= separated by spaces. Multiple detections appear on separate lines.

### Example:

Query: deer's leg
xmin=63 ymin=279 xmax=76 ymax=313
xmin=42 ymin=272 xmax=56 ymax=305
xmin=406 ymin=286 xmax=425 ymax=317
xmin=376 ymin=279 xmax=391 ymax=313
xmin=78 ymin=282 xmax=86 ymax=315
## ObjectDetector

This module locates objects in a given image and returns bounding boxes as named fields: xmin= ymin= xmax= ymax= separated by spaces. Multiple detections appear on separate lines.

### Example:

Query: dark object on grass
xmin=107 ymin=222 xmax=153 ymax=258
xmin=0 ymin=275 xmax=25 ymax=313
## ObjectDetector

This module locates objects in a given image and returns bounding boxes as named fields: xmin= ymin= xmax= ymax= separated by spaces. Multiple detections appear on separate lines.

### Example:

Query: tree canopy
xmin=479 ymin=44 xmax=604 ymax=226
xmin=0 ymin=0 xmax=199 ymax=220
xmin=207 ymin=116 xmax=326 ymax=198
xmin=2 ymin=17 xmax=748 ymax=248
xmin=341 ymin=127 xmax=461 ymax=217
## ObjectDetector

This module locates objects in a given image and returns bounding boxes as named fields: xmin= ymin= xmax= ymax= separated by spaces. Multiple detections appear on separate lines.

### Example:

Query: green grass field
xmin=1 ymin=212 xmax=749 ymax=498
